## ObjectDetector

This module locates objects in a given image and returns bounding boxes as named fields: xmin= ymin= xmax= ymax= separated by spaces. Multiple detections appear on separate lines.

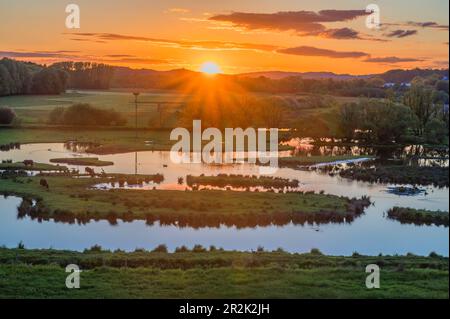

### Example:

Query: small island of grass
xmin=186 ymin=174 xmax=299 ymax=189
xmin=0 ymin=175 xmax=370 ymax=227
xmin=50 ymin=157 xmax=114 ymax=167
xmin=387 ymin=207 xmax=449 ymax=227
xmin=0 ymin=162 xmax=68 ymax=172
xmin=278 ymin=155 xmax=375 ymax=167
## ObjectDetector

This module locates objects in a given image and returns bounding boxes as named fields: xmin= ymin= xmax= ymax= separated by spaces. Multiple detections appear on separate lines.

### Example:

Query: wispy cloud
xmin=0 ymin=50 xmax=78 ymax=58
xmin=208 ymin=10 xmax=379 ymax=40
xmin=383 ymin=21 xmax=449 ymax=31
xmin=65 ymin=32 xmax=279 ymax=52
xmin=406 ymin=21 xmax=449 ymax=30
xmin=385 ymin=29 xmax=418 ymax=38
xmin=167 ymin=7 xmax=191 ymax=14
xmin=277 ymin=46 xmax=369 ymax=58
xmin=364 ymin=56 xmax=423 ymax=63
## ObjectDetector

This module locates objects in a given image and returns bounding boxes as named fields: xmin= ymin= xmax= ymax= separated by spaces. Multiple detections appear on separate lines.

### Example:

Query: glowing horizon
xmin=0 ymin=0 xmax=448 ymax=74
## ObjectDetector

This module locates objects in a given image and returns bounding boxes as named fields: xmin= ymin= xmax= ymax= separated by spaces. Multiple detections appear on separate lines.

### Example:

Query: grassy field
xmin=0 ymin=248 xmax=447 ymax=298
xmin=0 ymin=90 xmax=363 ymax=136
xmin=0 ymin=128 xmax=174 ymax=153
xmin=0 ymin=90 xmax=188 ymax=128
xmin=0 ymin=175 xmax=368 ymax=227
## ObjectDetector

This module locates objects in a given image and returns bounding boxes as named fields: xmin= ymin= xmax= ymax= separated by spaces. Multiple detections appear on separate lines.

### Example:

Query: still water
xmin=0 ymin=143 xmax=448 ymax=255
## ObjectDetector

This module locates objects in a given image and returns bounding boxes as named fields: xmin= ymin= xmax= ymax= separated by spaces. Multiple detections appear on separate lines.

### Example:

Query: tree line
xmin=0 ymin=59 xmax=115 ymax=96
xmin=0 ymin=58 xmax=68 ymax=96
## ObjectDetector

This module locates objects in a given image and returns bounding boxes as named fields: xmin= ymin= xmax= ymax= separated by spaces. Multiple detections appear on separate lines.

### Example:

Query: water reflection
xmin=16 ymin=196 xmax=368 ymax=228
xmin=0 ymin=142 xmax=448 ymax=255
xmin=282 ymin=137 xmax=449 ymax=167
xmin=0 ymin=195 xmax=447 ymax=256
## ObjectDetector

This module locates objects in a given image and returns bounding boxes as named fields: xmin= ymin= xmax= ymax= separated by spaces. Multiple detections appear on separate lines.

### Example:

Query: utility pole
xmin=132 ymin=92 xmax=140 ymax=175
xmin=133 ymin=92 xmax=140 ymax=139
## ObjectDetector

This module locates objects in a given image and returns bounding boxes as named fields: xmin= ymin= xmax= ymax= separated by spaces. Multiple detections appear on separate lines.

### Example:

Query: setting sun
xmin=200 ymin=62 xmax=222 ymax=75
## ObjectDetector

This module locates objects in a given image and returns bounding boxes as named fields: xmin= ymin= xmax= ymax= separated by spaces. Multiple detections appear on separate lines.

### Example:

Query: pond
xmin=0 ymin=143 xmax=448 ymax=256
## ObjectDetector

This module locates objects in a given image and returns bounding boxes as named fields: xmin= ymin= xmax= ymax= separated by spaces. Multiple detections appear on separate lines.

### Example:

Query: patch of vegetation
xmin=186 ymin=174 xmax=299 ymax=189
xmin=387 ymin=207 xmax=449 ymax=227
xmin=337 ymin=165 xmax=449 ymax=187
xmin=0 ymin=175 xmax=370 ymax=228
xmin=48 ymin=103 xmax=126 ymax=127
xmin=278 ymin=155 xmax=375 ymax=167
xmin=0 ymin=128 xmax=173 ymax=153
xmin=0 ymin=106 xmax=16 ymax=125
xmin=0 ymin=162 xmax=68 ymax=171
xmin=0 ymin=247 xmax=447 ymax=298
xmin=50 ymin=157 xmax=114 ymax=167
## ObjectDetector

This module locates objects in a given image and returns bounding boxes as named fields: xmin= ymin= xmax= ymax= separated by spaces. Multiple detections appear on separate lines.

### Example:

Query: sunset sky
xmin=0 ymin=0 xmax=448 ymax=74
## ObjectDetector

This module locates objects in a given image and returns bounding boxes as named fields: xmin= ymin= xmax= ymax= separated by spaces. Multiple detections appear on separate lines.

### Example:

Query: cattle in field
xmin=40 ymin=179 xmax=49 ymax=190
xmin=85 ymin=167 xmax=95 ymax=176
xmin=23 ymin=160 xmax=34 ymax=166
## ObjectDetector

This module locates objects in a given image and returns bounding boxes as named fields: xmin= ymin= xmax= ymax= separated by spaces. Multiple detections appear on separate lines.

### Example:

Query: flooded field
xmin=0 ymin=143 xmax=448 ymax=255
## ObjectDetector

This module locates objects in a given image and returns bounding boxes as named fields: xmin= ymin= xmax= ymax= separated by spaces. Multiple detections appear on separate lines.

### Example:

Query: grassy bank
xmin=387 ymin=207 xmax=449 ymax=227
xmin=0 ymin=175 xmax=369 ymax=227
xmin=0 ymin=248 xmax=447 ymax=298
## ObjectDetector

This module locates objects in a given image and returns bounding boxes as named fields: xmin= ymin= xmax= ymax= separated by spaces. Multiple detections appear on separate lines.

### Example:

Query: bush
xmin=0 ymin=106 xmax=16 ymax=124
xmin=48 ymin=103 xmax=126 ymax=126
xmin=310 ymin=248 xmax=323 ymax=255
xmin=429 ymin=251 xmax=441 ymax=258
xmin=175 ymin=245 xmax=189 ymax=253
xmin=152 ymin=244 xmax=168 ymax=253
xmin=192 ymin=244 xmax=207 ymax=253
xmin=84 ymin=244 xmax=103 ymax=252
xmin=425 ymin=118 xmax=448 ymax=144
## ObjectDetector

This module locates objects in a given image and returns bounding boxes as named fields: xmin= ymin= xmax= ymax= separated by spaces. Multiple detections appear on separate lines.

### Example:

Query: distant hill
xmin=378 ymin=68 xmax=449 ymax=83
xmin=237 ymin=68 xmax=449 ymax=83
xmin=237 ymin=71 xmax=371 ymax=80
xmin=110 ymin=66 xmax=200 ymax=89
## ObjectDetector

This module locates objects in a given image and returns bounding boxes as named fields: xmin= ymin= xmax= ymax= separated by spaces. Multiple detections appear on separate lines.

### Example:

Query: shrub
xmin=429 ymin=251 xmax=441 ymax=258
xmin=48 ymin=103 xmax=126 ymax=126
xmin=84 ymin=244 xmax=103 ymax=252
xmin=175 ymin=245 xmax=189 ymax=253
xmin=0 ymin=106 xmax=16 ymax=124
xmin=192 ymin=244 xmax=207 ymax=253
xmin=310 ymin=248 xmax=323 ymax=255
xmin=152 ymin=244 xmax=168 ymax=253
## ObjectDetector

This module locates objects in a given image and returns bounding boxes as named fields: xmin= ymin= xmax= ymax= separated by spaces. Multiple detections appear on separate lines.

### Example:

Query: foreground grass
xmin=0 ymin=248 xmax=447 ymax=298
xmin=388 ymin=207 xmax=449 ymax=227
xmin=0 ymin=175 xmax=367 ymax=227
